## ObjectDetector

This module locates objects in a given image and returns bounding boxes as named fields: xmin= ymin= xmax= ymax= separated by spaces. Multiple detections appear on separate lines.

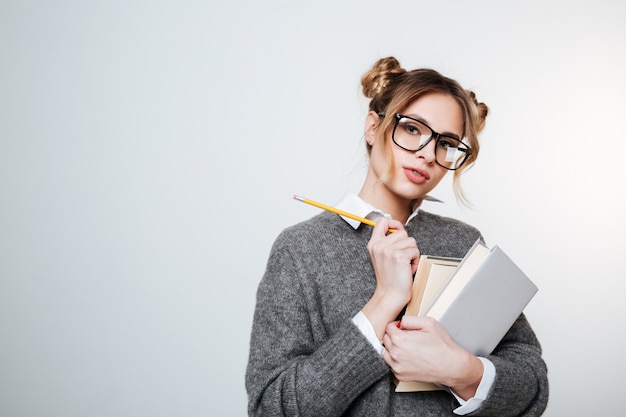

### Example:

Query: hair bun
xmin=361 ymin=57 xmax=407 ymax=99
xmin=466 ymin=90 xmax=489 ymax=134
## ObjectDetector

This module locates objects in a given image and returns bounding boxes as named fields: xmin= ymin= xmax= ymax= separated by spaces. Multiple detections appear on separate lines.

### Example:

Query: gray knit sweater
xmin=246 ymin=210 xmax=548 ymax=416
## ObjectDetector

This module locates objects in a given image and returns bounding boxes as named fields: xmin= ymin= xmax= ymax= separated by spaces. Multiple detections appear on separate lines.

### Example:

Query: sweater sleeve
xmin=468 ymin=314 xmax=549 ymax=417
xmin=245 ymin=233 xmax=389 ymax=417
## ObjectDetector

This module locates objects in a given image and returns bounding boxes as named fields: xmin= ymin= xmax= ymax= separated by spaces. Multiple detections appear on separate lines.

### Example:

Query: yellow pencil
xmin=293 ymin=195 xmax=396 ymax=232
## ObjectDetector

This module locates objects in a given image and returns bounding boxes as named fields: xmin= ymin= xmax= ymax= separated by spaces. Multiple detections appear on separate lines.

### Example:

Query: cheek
xmin=430 ymin=169 xmax=449 ymax=186
xmin=371 ymin=141 xmax=392 ymax=172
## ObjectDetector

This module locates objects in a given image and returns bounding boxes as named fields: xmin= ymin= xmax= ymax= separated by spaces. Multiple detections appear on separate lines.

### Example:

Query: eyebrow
xmin=404 ymin=114 xmax=461 ymax=140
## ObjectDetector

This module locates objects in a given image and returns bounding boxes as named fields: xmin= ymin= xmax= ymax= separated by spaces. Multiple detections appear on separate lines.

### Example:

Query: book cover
xmin=426 ymin=242 xmax=538 ymax=357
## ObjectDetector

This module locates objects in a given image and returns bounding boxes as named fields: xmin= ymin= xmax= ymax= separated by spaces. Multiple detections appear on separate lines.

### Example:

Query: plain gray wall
xmin=1 ymin=1 xmax=625 ymax=416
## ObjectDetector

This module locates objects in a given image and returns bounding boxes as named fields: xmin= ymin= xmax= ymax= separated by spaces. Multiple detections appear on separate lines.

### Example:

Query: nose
xmin=414 ymin=137 xmax=437 ymax=164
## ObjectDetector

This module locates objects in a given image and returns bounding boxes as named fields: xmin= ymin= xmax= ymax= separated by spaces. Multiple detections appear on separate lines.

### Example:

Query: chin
xmin=395 ymin=187 xmax=429 ymax=202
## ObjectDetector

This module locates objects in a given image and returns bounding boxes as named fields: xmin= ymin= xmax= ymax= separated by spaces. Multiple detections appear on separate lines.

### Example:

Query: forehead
xmin=402 ymin=93 xmax=464 ymax=137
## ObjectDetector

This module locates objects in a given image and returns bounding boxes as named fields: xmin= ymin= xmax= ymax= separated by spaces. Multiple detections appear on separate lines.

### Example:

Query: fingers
xmin=370 ymin=218 xmax=406 ymax=239
xmin=382 ymin=318 xmax=442 ymax=381
xmin=385 ymin=316 xmax=456 ymax=359
xmin=383 ymin=317 xmax=440 ymax=356
xmin=394 ymin=316 xmax=438 ymax=332
xmin=368 ymin=218 xmax=419 ymax=259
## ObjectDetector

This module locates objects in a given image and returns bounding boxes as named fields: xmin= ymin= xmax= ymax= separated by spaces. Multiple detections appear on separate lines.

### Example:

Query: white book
xmin=424 ymin=240 xmax=538 ymax=357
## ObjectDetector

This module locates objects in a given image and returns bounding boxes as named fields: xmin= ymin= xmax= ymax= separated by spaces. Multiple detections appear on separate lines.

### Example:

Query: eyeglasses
xmin=390 ymin=113 xmax=472 ymax=171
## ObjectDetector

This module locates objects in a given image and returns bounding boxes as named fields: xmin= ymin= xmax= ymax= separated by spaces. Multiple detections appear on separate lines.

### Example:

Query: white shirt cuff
xmin=452 ymin=357 xmax=496 ymax=415
xmin=352 ymin=311 xmax=384 ymax=356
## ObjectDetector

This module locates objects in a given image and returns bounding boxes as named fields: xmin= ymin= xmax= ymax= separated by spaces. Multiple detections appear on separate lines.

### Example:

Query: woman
xmin=246 ymin=57 xmax=548 ymax=416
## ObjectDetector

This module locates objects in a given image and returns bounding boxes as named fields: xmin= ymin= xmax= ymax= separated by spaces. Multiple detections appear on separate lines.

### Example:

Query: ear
xmin=364 ymin=111 xmax=380 ymax=145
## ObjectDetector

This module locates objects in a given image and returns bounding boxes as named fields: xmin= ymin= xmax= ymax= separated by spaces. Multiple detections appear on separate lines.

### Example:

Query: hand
xmin=362 ymin=218 xmax=419 ymax=339
xmin=382 ymin=316 xmax=484 ymax=400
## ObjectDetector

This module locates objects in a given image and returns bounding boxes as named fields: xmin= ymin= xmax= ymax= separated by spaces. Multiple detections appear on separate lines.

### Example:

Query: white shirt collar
xmin=334 ymin=193 xmax=442 ymax=230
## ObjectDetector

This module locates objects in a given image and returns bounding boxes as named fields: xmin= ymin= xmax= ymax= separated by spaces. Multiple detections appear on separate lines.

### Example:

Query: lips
xmin=403 ymin=167 xmax=430 ymax=185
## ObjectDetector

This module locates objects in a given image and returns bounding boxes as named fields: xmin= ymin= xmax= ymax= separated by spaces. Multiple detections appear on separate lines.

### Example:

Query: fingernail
xmin=396 ymin=321 xmax=402 ymax=328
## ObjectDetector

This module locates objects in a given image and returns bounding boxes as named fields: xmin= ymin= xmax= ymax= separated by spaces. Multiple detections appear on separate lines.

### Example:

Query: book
xmin=405 ymin=255 xmax=461 ymax=316
xmin=395 ymin=239 xmax=538 ymax=392
xmin=395 ymin=256 xmax=461 ymax=392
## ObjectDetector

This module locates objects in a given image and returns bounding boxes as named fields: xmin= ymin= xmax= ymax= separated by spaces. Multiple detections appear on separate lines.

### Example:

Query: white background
xmin=1 ymin=1 xmax=625 ymax=416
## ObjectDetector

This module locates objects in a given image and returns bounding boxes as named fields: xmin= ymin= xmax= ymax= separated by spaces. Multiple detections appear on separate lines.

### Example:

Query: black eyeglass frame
xmin=386 ymin=113 xmax=472 ymax=171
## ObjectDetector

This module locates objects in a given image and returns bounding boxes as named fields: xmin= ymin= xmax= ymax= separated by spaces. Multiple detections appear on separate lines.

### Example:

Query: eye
xmin=401 ymin=121 xmax=424 ymax=136
xmin=437 ymin=137 xmax=460 ymax=150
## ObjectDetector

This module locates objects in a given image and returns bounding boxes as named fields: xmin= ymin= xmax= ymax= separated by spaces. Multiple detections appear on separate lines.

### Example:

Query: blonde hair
xmin=361 ymin=56 xmax=489 ymax=206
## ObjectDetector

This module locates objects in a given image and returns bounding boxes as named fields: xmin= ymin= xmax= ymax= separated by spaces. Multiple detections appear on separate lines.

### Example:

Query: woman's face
xmin=365 ymin=92 xmax=464 ymax=208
